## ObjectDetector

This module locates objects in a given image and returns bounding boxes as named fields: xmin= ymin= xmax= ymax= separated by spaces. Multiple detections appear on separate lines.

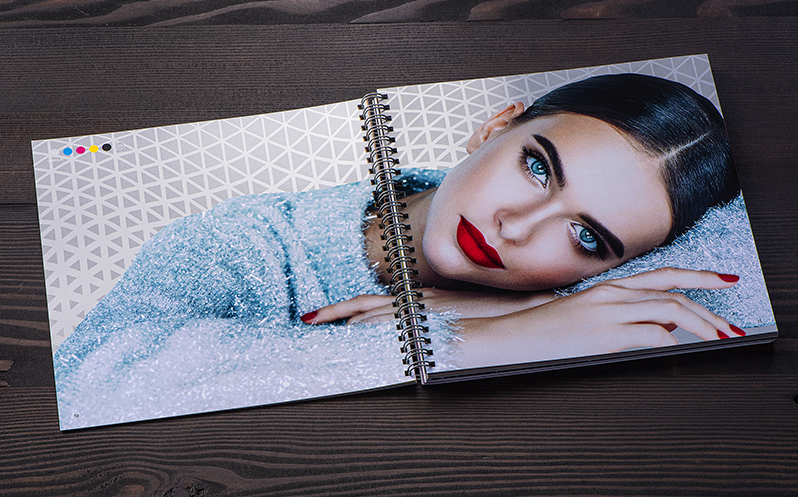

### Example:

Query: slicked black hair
xmin=513 ymin=73 xmax=739 ymax=243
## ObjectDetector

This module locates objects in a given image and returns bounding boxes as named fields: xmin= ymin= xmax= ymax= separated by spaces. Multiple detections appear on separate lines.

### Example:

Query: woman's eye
xmin=525 ymin=154 xmax=549 ymax=187
xmin=575 ymin=224 xmax=599 ymax=252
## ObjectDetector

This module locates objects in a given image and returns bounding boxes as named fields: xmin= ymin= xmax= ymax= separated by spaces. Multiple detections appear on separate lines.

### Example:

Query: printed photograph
xmin=32 ymin=55 xmax=776 ymax=430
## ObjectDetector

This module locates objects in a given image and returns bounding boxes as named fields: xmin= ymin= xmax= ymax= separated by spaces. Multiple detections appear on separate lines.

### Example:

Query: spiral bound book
xmin=32 ymin=55 xmax=777 ymax=430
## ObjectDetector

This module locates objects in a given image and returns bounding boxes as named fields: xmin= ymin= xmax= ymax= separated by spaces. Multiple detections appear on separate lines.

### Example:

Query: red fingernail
xmin=730 ymin=325 xmax=746 ymax=337
xmin=717 ymin=330 xmax=730 ymax=339
xmin=300 ymin=310 xmax=318 ymax=323
xmin=718 ymin=273 xmax=739 ymax=283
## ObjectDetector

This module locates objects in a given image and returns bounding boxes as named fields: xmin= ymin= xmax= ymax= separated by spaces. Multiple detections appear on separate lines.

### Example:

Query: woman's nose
xmin=497 ymin=202 xmax=560 ymax=244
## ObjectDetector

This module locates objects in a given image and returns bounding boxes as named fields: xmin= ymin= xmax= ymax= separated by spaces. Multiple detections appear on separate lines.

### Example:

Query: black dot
xmin=102 ymin=143 xmax=112 ymax=151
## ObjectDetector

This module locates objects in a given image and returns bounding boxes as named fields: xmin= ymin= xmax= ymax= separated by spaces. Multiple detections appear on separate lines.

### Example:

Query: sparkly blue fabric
xmin=52 ymin=164 xmax=774 ymax=430
xmin=54 ymin=169 xmax=452 ymax=430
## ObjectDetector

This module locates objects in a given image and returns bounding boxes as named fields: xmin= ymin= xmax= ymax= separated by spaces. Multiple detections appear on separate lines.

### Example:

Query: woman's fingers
xmin=345 ymin=309 xmax=397 ymax=325
xmin=301 ymin=294 xmax=395 ymax=324
xmin=618 ymin=286 xmax=732 ymax=339
xmin=593 ymin=269 xmax=744 ymax=339
xmin=604 ymin=267 xmax=739 ymax=292
xmin=617 ymin=298 xmax=720 ymax=342
xmin=589 ymin=285 xmax=735 ymax=341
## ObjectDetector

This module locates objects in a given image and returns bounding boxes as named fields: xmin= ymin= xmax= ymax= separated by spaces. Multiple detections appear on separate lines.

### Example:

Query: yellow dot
xmin=89 ymin=145 xmax=99 ymax=153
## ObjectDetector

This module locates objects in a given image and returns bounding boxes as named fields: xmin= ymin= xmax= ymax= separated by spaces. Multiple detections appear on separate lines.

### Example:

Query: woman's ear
xmin=466 ymin=102 xmax=525 ymax=154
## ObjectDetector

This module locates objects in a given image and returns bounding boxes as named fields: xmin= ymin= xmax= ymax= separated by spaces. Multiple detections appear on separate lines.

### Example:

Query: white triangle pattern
xmin=382 ymin=55 xmax=718 ymax=172
xmin=33 ymin=99 xmax=368 ymax=349
xmin=34 ymin=55 xmax=718 ymax=351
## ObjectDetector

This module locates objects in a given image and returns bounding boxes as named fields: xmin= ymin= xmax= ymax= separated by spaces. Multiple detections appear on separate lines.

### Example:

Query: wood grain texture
xmin=0 ymin=0 xmax=795 ymax=27
xmin=2 ymin=372 xmax=798 ymax=496
xmin=1 ymin=19 xmax=797 ymax=496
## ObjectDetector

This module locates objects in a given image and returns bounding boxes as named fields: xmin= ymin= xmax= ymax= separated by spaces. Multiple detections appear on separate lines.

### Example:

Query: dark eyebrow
xmin=533 ymin=134 xmax=565 ymax=189
xmin=533 ymin=133 xmax=624 ymax=259
xmin=580 ymin=214 xmax=625 ymax=259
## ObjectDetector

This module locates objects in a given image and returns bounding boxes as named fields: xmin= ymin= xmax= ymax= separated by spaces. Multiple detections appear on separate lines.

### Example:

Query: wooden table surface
xmin=1 ymin=19 xmax=797 ymax=496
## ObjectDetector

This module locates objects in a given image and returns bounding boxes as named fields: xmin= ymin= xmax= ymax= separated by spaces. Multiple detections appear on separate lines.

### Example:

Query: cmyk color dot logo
xmin=63 ymin=143 xmax=113 ymax=156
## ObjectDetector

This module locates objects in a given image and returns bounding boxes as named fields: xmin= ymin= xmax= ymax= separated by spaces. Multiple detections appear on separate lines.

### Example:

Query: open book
xmin=32 ymin=55 xmax=777 ymax=430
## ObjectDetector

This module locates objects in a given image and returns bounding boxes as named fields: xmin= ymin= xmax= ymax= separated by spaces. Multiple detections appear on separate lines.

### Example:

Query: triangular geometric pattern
xmin=382 ymin=55 xmax=719 ymax=172
xmin=34 ymin=55 xmax=719 ymax=352
xmin=33 ymin=99 xmax=368 ymax=350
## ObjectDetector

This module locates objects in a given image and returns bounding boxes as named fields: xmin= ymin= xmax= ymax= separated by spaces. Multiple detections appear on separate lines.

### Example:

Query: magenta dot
xmin=76 ymin=146 xmax=86 ymax=154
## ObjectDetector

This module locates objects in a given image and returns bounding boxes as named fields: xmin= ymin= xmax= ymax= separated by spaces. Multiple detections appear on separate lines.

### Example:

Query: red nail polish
xmin=717 ymin=330 xmax=729 ymax=339
xmin=718 ymin=273 xmax=739 ymax=283
xmin=300 ymin=310 xmax=318 ymax=323
xmin=730 ymin=325 xmax=746 ymax=337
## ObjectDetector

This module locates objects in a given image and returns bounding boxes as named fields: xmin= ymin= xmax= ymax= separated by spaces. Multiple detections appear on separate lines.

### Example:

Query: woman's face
xmin=422 ymin=112 xmax=672 ymax=291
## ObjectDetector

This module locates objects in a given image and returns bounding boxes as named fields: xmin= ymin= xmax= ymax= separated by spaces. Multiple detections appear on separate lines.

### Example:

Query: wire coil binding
xmin=359 ymin=92 xmax=434 ymax=383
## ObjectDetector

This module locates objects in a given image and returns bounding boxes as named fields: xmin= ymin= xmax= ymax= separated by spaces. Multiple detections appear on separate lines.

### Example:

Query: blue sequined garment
xmin=53 ymin=169 xmax=457 ymax=430
xmin=52 ymin=164 xmax=775 ymax=430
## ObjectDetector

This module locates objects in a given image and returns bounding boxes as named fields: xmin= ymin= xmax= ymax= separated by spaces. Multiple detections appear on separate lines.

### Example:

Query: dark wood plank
xmin=1 ymin=370 xmax=798 ymax=496
xmin=1 ymin=20 xmax=797 ymax=496
xmin=0 ymin=0 xmax=794 ymax=27
xmin=3 ymin=19 xmax=798 ymax=200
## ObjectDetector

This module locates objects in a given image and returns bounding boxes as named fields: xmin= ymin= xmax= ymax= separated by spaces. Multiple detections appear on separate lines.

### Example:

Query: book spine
xmin=359 ymin=93 xmax=434 ymax=384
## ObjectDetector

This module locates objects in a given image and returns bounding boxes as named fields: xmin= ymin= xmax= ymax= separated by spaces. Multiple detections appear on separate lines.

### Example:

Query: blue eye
xmin=525 ymin=154 xmax=549 ymax=187
xmin=574 ymin=224 xmax=599 ymax=253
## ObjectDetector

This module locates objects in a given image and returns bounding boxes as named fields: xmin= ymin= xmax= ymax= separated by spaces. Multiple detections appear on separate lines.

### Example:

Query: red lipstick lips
xmin=457 ymin=216 xmax=505 ymax=269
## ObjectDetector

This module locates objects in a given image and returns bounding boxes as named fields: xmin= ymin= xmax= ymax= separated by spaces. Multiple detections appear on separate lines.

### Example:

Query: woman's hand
xmin=301 ymin=288 xmax=557 ymax=325
xmin=456 ymin=268 xmax=746 ymax=368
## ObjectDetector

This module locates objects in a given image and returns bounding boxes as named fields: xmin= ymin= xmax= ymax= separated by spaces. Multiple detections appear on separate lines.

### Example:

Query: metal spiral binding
xmin=359 ymin=92 xmax=434 ymax=383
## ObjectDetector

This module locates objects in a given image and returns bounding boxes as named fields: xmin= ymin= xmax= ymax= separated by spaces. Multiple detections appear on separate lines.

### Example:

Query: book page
xmin=378 ymin=55 xmax=777 ymax=378
xmin=33 ymin=99 xmax=420 ymax=430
